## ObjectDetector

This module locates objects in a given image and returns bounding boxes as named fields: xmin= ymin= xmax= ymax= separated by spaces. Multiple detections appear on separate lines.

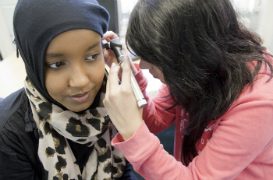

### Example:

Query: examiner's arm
xmin=112 ymin=96 xmax=273 ymax=179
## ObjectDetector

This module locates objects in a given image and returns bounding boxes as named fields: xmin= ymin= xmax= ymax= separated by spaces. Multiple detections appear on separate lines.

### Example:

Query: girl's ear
xmin=101 ymin=71 xmax=108 ymax=93
xmin=104 ymin=62 xmax=110 ymax=75
xmin=104 ymin=68 xmax=109 ymax=77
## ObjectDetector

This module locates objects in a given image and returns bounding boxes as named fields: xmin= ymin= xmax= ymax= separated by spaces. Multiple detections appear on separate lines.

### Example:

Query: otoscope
xmin=103 ymin=38 xmax=147 ymax=108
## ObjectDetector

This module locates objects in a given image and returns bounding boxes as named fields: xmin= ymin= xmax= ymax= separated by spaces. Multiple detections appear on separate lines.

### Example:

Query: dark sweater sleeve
xmin=0 ymin=128 xmax=40 ymax=180
xmin=0 ymin=90 xmax=42 ymax=180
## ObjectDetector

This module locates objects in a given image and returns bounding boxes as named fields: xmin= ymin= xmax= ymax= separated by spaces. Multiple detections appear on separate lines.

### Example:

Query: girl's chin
xmin=66 ymin=99 xmax=94 ymax=113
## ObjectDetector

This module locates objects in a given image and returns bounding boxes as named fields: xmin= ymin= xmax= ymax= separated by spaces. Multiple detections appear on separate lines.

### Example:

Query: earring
xmin=67 ymin=84 xmax=70 ymax=87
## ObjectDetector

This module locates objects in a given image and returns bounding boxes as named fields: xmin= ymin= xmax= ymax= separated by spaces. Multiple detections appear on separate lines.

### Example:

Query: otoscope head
xmin=109 ymin=38 xmax=122 ymax=48
xmin=103 ymin=38 xmax=122 ymax=50
xmin=103 ymin=38 xmax=124 ymax=63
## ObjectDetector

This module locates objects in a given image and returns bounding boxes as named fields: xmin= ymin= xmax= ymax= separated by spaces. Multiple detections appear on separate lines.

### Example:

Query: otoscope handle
xmin=129 ymin=69 xmax=148 ymax=108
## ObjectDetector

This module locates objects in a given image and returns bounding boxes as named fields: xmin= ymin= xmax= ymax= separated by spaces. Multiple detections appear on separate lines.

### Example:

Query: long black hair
xmin=126 ymin=0 xmax=273 ymax=165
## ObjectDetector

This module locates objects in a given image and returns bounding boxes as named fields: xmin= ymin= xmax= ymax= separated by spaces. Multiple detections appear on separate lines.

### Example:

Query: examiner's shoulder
xmin=0 ymin=88 xmax=30 ymax=133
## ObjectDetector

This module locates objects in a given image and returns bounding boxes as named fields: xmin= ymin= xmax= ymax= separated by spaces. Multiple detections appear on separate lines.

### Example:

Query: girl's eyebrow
xmin=86 ymin=41 xmax=100 ymax=51
xmin=46 ymin=53 xmax=64 ymax=58
xmin=46 ymin=41 xmax=101 ymax=58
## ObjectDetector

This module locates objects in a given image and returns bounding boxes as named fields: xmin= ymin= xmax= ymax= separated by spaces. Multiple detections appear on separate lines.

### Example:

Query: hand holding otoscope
xmin=103 ymin=38 xmax=147 ymax=108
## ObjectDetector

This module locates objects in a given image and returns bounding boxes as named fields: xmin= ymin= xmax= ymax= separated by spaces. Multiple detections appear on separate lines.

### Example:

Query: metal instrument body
xmin=103 ymin=38 xmax=147 ymax=108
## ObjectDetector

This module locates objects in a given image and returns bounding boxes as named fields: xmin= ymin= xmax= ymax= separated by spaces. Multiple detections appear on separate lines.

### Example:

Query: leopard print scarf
xmin=24 ymin=78 xmax=126 ymax=180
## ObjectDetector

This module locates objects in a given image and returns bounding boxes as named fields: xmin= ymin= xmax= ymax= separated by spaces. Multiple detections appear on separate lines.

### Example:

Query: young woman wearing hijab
xmin=0 ymin=0 xmax=137 ymax=179
xmin=103 ymin=0 xmax=273 ymax=179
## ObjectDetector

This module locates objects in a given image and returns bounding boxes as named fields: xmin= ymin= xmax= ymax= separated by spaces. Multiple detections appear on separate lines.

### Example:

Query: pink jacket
xmin=112 ymin=53 xmax=273 ymax=180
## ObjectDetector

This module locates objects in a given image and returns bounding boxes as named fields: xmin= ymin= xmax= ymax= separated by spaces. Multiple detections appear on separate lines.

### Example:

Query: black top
xmin=0 ymin=89 xmax=137 ymax=180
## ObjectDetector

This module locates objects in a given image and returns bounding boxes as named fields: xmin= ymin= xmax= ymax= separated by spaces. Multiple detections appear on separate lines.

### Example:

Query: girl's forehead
xmin=46 ymin=29 xmax=101 ymax=54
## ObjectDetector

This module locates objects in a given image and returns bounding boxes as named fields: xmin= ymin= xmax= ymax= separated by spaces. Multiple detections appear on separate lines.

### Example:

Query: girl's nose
xmin=68 ymin=64 xmax=89 ymax=88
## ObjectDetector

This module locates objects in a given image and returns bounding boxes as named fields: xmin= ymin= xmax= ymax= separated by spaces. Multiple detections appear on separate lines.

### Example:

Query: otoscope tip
xmin=103 ymin=42 xmax=110 ymax=50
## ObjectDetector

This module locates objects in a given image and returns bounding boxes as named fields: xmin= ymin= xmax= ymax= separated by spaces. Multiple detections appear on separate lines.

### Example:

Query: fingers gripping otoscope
xmin=103 ymin=38 xmax=147 ymax=108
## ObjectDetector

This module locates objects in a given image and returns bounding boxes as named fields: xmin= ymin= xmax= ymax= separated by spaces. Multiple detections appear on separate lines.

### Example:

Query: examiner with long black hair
xmin=103 ymin=0 xmax=273 ymax=179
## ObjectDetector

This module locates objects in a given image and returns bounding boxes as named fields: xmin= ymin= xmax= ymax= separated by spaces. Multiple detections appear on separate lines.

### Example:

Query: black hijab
xmin=13 ymin=0 xmax=109 ymax=108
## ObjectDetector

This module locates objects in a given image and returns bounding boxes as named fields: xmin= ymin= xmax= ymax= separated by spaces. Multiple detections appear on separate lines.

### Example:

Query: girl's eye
xmin=86 ymin=53 xmax=99 ymax=61
xmin=48 ymin=62 xmax=65 ymax=69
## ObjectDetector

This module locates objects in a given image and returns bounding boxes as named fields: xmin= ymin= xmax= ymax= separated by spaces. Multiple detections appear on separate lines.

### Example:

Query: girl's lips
xmin=71 ymin=91 xmax=90 ymax=103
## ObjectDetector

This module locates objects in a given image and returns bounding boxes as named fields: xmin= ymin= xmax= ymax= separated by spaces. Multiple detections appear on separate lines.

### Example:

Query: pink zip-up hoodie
xmin=112 ymin=53 xmax=273 ymax=180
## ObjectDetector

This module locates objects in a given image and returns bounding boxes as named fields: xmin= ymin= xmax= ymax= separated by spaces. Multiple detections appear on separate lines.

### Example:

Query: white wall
xmin=0 ymin=0 xmax=17 ymax=59
xmin=232 ymin=0 xmax=273 ymax=52
xmin=257 ymin=0 xmax=273 ymax=53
